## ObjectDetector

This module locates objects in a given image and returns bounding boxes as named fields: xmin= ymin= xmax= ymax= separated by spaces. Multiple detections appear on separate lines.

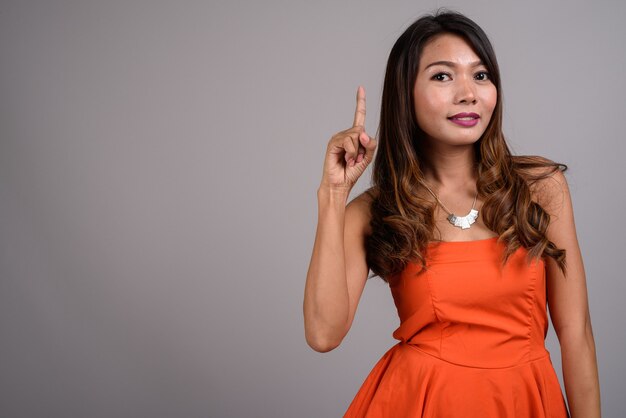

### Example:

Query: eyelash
xmin=432 ymin=71 xmax=491 ymax=81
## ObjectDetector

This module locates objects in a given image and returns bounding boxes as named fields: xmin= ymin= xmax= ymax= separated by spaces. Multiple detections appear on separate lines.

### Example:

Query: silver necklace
xmin=421 ymin=182 xmax=479 ymax=230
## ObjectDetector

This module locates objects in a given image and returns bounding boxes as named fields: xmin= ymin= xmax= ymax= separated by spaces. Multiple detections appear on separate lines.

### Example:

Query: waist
xmin=405 ymin=337 xmax=551 ymax=368
xmin=404 ymin=342 xmax=553 ymax=371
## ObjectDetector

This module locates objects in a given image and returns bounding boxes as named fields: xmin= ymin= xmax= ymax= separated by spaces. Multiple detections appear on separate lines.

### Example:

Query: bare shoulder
xmin=514 ymin=155 xmax=569 ymax=216
xmin=345 ymin=187 xmax=377 ymax=237
xmin=532 ymin=170 xmax=568 ymax=214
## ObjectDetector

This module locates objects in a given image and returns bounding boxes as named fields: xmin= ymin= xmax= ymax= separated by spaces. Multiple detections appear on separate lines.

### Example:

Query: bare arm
xmin=537 ymin=169 xmax=601 ymax=418
xmin=303 ymin=189 xmax=372 ymax=352
xmin=303 ymin=86 xmax=377 ymax=353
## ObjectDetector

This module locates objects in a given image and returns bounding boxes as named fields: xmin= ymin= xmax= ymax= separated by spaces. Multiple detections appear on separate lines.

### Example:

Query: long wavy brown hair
xmin=364 ymin=9 xmax=567 ymax=282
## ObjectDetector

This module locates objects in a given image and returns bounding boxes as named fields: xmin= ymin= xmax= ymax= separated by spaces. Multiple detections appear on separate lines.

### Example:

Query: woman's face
xmin=413 ymin=33 xmax=497 ymax=147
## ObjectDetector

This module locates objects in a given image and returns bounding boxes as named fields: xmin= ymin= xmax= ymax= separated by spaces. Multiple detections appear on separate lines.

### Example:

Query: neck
xmin=419 ymin=142 xmax=478 ymax=191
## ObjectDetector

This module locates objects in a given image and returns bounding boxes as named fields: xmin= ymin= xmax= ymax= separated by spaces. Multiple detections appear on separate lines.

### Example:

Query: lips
xmin=448 ymin=112 xmax=479 ymax=120
xmin=448 ymin=112 xmax=480 ymax=127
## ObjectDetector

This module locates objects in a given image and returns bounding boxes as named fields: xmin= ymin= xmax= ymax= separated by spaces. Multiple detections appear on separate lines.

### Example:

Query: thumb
xmin=359 ymin=131 xmax=377 ymax=150
xmin=359 ymin=132 xmax=377 ymax=160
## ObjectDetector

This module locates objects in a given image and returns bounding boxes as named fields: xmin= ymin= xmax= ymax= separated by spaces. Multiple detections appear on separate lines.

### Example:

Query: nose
xmin=455 ymin=76 xmax=477 ymax=104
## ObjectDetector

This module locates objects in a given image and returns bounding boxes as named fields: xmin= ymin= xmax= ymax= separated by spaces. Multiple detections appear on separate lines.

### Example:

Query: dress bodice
xmin=389 ymin=237 xmax=549 ymax=368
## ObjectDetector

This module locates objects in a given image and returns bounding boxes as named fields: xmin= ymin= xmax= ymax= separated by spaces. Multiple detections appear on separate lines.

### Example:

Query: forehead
xmin=418 ymin=33 xmax=482 ymax=71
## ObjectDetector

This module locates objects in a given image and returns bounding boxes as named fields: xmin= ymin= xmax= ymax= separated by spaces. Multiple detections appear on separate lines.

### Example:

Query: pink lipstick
xmin=448 ymin=112 xmax=480 ymax=127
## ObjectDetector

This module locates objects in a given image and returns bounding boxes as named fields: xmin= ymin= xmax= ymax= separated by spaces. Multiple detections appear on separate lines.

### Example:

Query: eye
xmin=475 ymin=71 xmax=491 ymax=81
xmin=432 ymin=72 xmax=451 ymax=81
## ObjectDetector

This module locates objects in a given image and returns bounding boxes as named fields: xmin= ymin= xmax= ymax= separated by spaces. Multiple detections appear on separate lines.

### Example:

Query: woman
xmin=303 ymin=9 xmax=601 ymax=418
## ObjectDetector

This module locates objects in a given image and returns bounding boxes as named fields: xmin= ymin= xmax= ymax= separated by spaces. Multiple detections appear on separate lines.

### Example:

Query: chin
xmin=436 ymin=134 xmax=483 ymax=147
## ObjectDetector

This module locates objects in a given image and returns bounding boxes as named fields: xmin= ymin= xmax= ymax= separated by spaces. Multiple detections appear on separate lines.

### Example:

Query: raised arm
xmin=303 ymin=87 xmax=378 ymax=352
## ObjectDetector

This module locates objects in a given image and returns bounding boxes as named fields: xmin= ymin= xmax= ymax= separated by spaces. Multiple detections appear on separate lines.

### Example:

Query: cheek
xmin=414 ymin=89 xmax=446 ymax=123
xmin=483 ymin=86 xmax=498 ymax=114
xmin=414 ymin=103 xmax=434 ymax=130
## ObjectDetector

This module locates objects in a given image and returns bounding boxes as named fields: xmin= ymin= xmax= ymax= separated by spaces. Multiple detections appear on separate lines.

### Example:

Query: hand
xmin=319 ymin=86 xmax=378 ymax=193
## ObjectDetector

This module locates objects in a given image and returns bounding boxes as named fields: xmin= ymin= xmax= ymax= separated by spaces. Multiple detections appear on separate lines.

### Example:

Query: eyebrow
xmin=423 ymin=60 xmax=484 ymax=70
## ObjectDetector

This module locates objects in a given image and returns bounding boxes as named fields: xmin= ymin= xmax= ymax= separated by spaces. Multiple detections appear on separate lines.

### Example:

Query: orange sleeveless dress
xmin=344 ymin=237 xmax=570 ymax=418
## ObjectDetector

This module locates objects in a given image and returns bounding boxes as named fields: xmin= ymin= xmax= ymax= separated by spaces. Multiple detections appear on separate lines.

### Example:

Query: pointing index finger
xmin=352 ymin=86 xmax=366 ymax=128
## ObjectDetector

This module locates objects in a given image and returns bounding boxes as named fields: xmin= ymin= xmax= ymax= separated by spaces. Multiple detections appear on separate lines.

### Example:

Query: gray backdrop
xmin=1 ymin=1 xmax=623 ymax=417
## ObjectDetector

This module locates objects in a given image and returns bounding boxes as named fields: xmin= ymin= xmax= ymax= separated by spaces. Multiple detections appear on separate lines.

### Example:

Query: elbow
xmin=305 ymin=329 xmax=345 ymax=353
xmin=303 ymin=307 xmax=350 ymax=353
xmin=306 ymin=336 xmax=341 ymax=353
xmin=558 ymin=326 xmax=597 ymax=350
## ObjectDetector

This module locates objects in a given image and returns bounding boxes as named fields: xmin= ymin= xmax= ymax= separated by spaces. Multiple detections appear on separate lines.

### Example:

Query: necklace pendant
xmin=447 ymin=209 xmax=479 ymax=230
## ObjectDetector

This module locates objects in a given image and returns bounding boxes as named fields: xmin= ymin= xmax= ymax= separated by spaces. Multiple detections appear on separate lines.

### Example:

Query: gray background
xmin=0 ymin=1 xmax=623 ymax=417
